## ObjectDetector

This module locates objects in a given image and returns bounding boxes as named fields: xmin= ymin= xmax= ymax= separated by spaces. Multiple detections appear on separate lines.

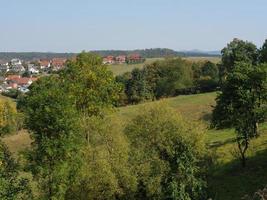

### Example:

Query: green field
xmin=2 ymin=92 xmax=267 ymax=199
xmin=108 ymin=57 xmax=221 ymax=75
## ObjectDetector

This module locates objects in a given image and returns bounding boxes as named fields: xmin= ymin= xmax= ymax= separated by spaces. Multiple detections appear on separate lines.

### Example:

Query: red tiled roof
xmin=5 ymin=75 xmax=21 ymax=81
xmin=5 ymin=75 xmax=38 ymax=86
xmin=51 ymin=58 xmax=66 ymax=66
xmin=39 ymin=60 xmax=50 ymax=66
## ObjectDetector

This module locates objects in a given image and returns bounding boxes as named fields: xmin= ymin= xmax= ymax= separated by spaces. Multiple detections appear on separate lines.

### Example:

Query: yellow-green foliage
xmin=0 ymin=98 xmax=18 ymax=136
xmin=67 ymin=116 xmax=136 ymax=200
xmin=124 ymin=102 xmax=207 ymax=199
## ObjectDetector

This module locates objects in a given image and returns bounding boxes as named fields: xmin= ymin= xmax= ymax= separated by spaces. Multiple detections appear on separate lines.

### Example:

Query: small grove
xmin=0 ymin=38 xmax=266 ymax=200
xmin=116 ymin=57 xmax=219 ymax=104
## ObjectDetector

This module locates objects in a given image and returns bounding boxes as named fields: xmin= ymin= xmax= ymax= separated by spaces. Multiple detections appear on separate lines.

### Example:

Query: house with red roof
xmin=5 ymin=75 xmax=38 ymax=87
xmin=39 ymin=59 xmax=51 ymax=69
xmin=51 ymin=58 xmax=67 ymax=71
xmin=103 ymin=56 xmax=115 ymax=64
xmin=115 ymin=55 xmax=126 ymax=64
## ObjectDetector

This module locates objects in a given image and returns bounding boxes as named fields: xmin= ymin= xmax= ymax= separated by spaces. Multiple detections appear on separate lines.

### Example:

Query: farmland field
xmin=108 ymin=56 xmax=221 ymax=75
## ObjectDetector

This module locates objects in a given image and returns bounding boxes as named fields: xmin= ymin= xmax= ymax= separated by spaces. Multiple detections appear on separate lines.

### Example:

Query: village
xmin=0 ymin=57 xmax=66 ymax=94
xmin=0 ymin=54 xmax=144 ymax=94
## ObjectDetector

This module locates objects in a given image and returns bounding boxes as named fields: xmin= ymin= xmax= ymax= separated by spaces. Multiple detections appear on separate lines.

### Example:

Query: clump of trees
xmin=212 ymin=38 xmax=267 ymax=167
xmin=116 ymin=58 xmax=219 ymax=104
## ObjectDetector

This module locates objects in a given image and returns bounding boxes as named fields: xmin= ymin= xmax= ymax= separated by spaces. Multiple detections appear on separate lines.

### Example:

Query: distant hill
xmin=0 ymin=49 xmax=221 ymax=61
xmin=0 ymin=52 xmax=76 ymax=62
xmin=91 ymin=48 xmax=221 ymax=58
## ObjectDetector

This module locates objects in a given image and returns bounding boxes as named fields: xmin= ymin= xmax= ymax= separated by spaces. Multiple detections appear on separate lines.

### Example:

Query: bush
xmin=124 ymin=102 xmax=207 ymax=199
xmin=0 ymin=98 xmax=19 ymax=136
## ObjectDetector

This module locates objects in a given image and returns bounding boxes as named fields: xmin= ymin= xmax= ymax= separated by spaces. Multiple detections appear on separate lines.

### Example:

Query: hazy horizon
xmin=1 ymin=0 xmax=267 ymax=52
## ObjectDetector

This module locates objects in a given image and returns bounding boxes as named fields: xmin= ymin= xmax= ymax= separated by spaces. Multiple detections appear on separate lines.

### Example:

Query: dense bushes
xmin=116 ymin=58 xmax=219 ymax=104
xmin=125 ymin=103 xmax=207 ymax=199
xmin=67 ymin=103 xmax=208 ymax=200
xmin=0 ymin=141 xmax=32 ymax=199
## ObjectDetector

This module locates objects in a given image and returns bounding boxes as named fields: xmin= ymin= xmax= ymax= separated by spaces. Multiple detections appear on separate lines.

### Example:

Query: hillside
xmin=116 ymin=93 xmax=267 ymax=200
xmin=3 ymin=92 xmax=267 ymax=199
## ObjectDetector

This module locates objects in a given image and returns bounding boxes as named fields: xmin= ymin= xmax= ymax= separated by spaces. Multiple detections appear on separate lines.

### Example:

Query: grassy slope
xmin=115 ymin=92 xmax=267 ymax=200
xmin=2 ymin=91 xmax=267 ymax=199
xmin=108 ymin=57 xmax=221 ymax=75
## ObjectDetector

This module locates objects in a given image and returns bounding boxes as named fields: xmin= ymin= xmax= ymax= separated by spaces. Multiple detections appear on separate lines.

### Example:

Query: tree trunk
xmin=241 ymin=151 xmax=246 ymax=168
xmin=237 ymin=138 xmax=248 ymax=168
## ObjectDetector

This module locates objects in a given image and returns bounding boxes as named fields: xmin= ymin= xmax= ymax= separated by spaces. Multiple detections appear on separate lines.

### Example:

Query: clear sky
xmin=1 ymin=0 xmax=267 ymax=52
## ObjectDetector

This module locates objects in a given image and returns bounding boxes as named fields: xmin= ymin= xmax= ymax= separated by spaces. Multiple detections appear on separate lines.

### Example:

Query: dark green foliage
xmin=259 ymin=39 xmax=267 ymax=63
xmin=201 ymin=61 xmax=219 ymax=80
xmin=19 ymin=76 xmax=83 ymax=199
xmin=212 ymin=38 xmax=267 ymax=168
xmin=212 ymin=62 xmax=267 ymax=166
xmin=0 ymin=141 xmax=32 ymax=200
xmin=153 ymin=58 xmax=194 ymax=97
xmin=125 ymin=68 xmax=153 ymax=104
xmin=117 ymin=58 xmax=219 ymax=103
xmin=220 ymin=38 xmax=258 ymax=80
xmin=194 ymin=61 xmax=219 ymax=92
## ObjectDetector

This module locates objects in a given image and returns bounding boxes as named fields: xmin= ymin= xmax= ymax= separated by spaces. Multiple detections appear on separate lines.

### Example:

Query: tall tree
xmin=220 ymin=38 xmax=258 ymax=81
xmin=212 ymin=62 xmax=267 ymax=167
xmin=19 ymin=76 xmax=82 ymax=200
xmin=62 ymin=52 xmax=122 ymax=116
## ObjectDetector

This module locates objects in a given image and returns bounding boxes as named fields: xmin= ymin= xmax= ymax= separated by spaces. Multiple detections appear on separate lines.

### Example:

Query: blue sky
xmin=1 ymin=0 xmax=267 ymax=52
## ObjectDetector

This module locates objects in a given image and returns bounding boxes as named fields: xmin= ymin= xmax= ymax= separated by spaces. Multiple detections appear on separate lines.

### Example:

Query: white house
xmin=11 ymin=58 xmax=22 ymax=66
xmin=27 ymin=64 xmax=39 ymax=74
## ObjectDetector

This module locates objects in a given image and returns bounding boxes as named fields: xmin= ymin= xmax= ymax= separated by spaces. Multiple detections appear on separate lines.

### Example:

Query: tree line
xmin=116 ymin=58 xmax=219 ymax=104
